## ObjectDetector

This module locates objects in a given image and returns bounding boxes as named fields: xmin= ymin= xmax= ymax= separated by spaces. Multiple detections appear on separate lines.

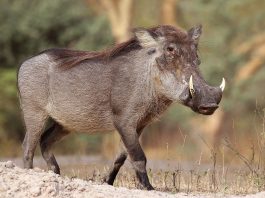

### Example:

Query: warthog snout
xmin=183 ymin=76 xmax=225 ymax=115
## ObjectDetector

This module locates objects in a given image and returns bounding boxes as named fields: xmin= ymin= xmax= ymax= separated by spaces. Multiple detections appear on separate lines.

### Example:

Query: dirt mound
xmin=0 ymin=161 xmax=184 ymax=198
xmin=0 ymin=161 xmax=264 ymax=198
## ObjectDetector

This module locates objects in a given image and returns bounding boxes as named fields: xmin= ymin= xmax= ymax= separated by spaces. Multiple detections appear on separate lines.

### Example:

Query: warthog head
xmin=135 ymin=25 xmax=225 ymax=115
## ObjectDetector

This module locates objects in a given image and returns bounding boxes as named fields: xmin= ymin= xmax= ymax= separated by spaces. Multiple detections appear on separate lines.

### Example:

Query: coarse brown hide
xmin=17 ymin=25 xmax=225 ymax=190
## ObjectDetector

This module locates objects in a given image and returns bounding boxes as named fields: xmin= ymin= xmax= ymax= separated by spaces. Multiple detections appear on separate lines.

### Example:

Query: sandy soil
xmin=0 ymin=161 xmax=265 ymax=198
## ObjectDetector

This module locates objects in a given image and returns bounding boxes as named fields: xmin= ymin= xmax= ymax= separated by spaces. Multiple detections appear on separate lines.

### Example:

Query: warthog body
xmin=18 ymin=25 xmax=224 ymax=190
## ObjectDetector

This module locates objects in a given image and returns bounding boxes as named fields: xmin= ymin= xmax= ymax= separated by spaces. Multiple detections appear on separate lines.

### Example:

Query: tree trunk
xmin=197 ymin=41 xmax=265 ymax=149
xmin=100 ymin=0 xmax=133 ymax=43
xmin=161 ymin=0 xmax=178 ymax=26
xmin=235 ymin=44 xmax=265 ymax=82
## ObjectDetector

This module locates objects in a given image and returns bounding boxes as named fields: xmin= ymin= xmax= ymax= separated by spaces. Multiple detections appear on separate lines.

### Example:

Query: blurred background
xmin=0 ymin=0 xmax=265 ymax=167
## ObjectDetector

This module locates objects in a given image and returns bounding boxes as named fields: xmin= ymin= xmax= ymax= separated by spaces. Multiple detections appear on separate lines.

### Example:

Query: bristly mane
xmin=45 ymin=37 xmax=141 ymax=69
xmin=44 ymin=25 xmax=187 ymax=69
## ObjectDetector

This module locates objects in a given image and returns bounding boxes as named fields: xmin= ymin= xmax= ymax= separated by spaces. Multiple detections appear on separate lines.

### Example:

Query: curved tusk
xmin=189 ymin=75 xmax=195 ymax=97
xmin=220 ymin=78 xmax=226 ymax=92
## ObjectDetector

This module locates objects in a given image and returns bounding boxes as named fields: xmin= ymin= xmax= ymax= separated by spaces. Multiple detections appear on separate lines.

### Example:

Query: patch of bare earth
xmin=0 ymin=161 xmax=264 ymax=198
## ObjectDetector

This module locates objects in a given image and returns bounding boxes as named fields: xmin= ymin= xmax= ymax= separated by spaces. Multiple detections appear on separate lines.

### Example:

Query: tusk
xmin=220 ymin=78 xmax=226 ymax=92
xmin=189 ymin=75 xmax=195 ymax=97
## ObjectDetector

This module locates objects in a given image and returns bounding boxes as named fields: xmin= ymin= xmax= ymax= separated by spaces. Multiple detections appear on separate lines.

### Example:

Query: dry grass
xmin=61 ymin=143 xmax=265 ymax=196
xmin=60 ymin=111 xmax=265 ymax=196
xmin=61 ymin=162 xmax=265 ymax=195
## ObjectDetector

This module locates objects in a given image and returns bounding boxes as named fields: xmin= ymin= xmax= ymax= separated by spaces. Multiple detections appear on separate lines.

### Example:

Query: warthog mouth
xmin=197 ymin=103 xmax=219 ymax=115
xmin=185 ymin=99 xmax=219 ymax=115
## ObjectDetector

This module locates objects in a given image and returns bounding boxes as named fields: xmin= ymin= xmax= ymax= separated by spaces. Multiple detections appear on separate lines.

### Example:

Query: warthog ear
xmin=188 ymin=25 xmax=202 ymax=44
xmin=134 ymin=28 xmax=158 ymax=48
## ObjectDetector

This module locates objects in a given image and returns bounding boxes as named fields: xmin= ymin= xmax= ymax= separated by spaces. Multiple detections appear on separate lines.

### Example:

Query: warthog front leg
xmin=114 ymin=124 xmax=154 ymax=190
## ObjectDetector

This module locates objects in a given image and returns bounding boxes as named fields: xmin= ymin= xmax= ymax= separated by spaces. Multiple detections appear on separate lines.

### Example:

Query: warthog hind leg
xmin=40 ymin=121 xmax=69 ymax=174
xmin=22 ymin=110 xmax=48 ymax=169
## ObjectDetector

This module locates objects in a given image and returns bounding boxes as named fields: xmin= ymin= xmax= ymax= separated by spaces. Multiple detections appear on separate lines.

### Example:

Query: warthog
xmin=18 ymin=25 xmax=225 ymax=190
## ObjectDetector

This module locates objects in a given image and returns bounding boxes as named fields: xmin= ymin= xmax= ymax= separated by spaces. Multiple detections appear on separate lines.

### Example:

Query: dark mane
xmin=45 ymin=38 xmax=141 ymax=69
xmin=44 ymin=25 xmax=187 ymax=69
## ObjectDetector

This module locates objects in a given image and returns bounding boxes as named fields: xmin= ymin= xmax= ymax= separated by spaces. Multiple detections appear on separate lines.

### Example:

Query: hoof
xmin=137 ymin=183 xmax=155 ymax=191
xmin=102 ymin=175 xmax=114 ymax=185
xmin=147 ymin=185 xmax=155 ymax=190
xmin=48 ymin=164 xmax=60 ymax=175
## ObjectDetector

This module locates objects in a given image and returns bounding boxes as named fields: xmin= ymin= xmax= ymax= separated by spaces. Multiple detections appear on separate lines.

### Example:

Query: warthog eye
xmin=147 ymin=48 xmax=156 ymax=55
xmin=167 ymin=46 xmax=174 ymax=52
